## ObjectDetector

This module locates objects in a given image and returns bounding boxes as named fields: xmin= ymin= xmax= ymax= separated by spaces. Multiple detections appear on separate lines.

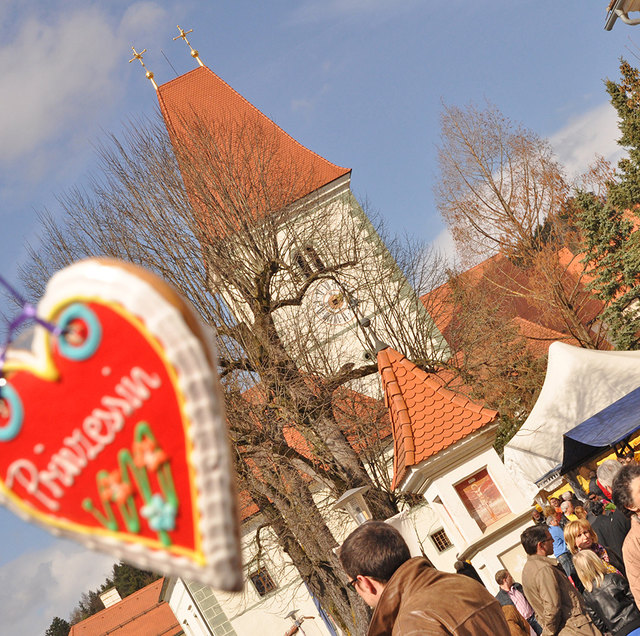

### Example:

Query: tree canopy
xmin=25 ymin=115 xmax=446 ymax=634
xmin=575 ymin=60 xmax=640 ymax=350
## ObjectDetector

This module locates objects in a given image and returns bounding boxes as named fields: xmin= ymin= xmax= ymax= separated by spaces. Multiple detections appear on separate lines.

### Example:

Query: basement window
xmin=249 ymin=568 xmax=277 ymax=597
xmin=430 ymin=528 xmax=453 ymax=553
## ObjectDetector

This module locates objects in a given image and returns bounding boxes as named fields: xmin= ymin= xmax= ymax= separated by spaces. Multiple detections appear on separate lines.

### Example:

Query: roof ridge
xmin=377 ymin=347 xmax=415 ymax=489
xmin=158 ymin=64 xmax=350 ymax=174
xmin=70 ymin=578 xmax=165 ymax=631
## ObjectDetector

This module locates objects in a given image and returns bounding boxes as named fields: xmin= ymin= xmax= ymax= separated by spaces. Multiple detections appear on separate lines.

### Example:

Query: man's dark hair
xmin=612 ymin=463 xmax=640 ymax=519
xmin=495 ymin=569 xmax=509 ymax=585
xmin=521 ymin=525 xmax=549 ymax=556
xmin=339 ymin=520 xmax=411 ymax=583
xmin=585 ymin=500 xmax=603 ymax=517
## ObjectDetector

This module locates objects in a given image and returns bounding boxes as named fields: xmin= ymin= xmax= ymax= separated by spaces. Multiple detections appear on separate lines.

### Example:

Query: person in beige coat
xmin=521 ymin=525 xmax=601 ymax=635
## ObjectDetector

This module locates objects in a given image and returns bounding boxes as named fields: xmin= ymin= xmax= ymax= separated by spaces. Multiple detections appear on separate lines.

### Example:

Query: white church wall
xmin=385 ymin=503 xmax=458 ymax=572
xmin=467 ymin=527 xmax=529 ymax=593
xmin=423 ymin=447 xmax=529 ymax=545
xmin=165 ymin=578 xmax=215 ymax=636
xmin=191 ymin=517 xmax=342 ymax=636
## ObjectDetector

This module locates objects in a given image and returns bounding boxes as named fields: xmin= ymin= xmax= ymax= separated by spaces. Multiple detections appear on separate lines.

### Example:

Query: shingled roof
xmin=68 ymin=578 xmax=181 ymax=636
xmin=157 ymin=65 xmax=350 ymax=228
xmin=377 ymin=346 xmax=498 ymax=490
xmin=421 ymin=252 xmax=605 ymax=358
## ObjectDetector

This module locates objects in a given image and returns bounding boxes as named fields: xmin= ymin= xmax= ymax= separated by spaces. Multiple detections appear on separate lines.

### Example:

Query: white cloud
xmin=429 ymin=225 xmax=457 ymax=266
xmin=119 ymin=1 xmax=168 ymax=39
xmin=0 ymin=2 xmax=167 ymax=165
xmin=0 ymin=8 xmax=119 ymax=162
xmin=549 ymin=101 xmax=625 ymax=182
xmin=0 ymin=539 xmax=114 ymax=633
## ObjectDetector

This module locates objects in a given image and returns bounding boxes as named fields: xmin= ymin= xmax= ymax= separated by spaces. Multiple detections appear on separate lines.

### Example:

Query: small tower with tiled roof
xmin=378 ymin=344 xmax=534 ymax=588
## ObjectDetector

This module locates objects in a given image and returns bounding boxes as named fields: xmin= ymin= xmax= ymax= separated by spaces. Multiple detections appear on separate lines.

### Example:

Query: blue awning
xmin=561 ymin=386 xmax=640 ymax=474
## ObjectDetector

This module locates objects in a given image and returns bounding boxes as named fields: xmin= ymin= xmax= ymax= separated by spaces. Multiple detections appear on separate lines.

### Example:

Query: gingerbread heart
xmin=0 ymin=259 xmax=242 ymax=591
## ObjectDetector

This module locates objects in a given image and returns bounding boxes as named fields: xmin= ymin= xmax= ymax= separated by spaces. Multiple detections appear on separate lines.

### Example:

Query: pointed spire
xmin=129 ymin=46 xmax=158 ymax=90
xmin=173 ymin=25 xmax=204 ymax=67
xmin=156 ymin=65 xmax=351 ymax=221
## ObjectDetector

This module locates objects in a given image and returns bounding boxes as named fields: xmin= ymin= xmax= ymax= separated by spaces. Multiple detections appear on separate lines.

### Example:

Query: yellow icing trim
xmin=0 ymin=477 xmax=201 ymax=560
xmin=1 ymin=295 xmax=206 ymax=566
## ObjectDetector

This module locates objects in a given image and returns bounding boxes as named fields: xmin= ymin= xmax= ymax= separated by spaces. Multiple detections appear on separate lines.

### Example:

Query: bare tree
xmin=434 ymin=102 xmax=607 ymax=350
xmin=20 ymin=114 xmax=444 ymax=633
xmin=435 ymin=102 xmax=569 ymax=264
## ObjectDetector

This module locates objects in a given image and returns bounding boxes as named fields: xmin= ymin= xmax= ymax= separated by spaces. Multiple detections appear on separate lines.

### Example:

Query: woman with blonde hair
xmin=573 ymin=550 xmax=640 ymax=635
xmin=575 ymin=505 xmax=588 ymax=521
xmin=565 ymin=519 xmax=618 ymax=572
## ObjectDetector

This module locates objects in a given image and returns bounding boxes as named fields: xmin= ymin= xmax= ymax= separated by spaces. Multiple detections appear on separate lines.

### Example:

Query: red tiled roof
xmin=69 ymin=578 xmax=181 ymax=636
xmin=511 ymin=316 xmax=577 ymax=356
xmin=421 ymin=252 xmax=605 ymax=357
xmin=234 ymin=381 xmax=391 ymax=521
xmin=377 ymin=346 xmax=498 ymax=490
xmin=157 ymin=66 xmax=350 ymax=231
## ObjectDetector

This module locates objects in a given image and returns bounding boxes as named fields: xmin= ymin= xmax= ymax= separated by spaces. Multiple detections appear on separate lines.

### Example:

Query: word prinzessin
xmin=5 ymin=367 xmax=162 ymax=511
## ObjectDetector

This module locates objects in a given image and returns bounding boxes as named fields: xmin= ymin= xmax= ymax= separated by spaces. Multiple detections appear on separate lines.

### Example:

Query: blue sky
xmin=0 ymin=0 xmax=636 ymax=631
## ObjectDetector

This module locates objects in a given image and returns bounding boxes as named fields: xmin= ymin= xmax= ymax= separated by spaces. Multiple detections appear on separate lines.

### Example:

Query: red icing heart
xmin=1 ymin=302 xmax=197 ymax=554
xmin=0 ymin=260 xmax=242 ymax=590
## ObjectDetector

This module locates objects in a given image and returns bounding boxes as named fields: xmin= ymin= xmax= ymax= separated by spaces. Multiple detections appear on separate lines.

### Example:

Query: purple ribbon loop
xmin=0 ymin=275 xmax=61 ymax=398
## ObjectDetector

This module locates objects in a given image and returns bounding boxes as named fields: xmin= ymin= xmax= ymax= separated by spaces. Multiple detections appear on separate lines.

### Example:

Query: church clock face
xmin=312 ymin=279 xmax=356 ymax=326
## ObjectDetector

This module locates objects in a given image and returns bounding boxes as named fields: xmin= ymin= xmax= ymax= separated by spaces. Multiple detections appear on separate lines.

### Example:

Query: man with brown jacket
xmin=520 ymin=525 xmax=601 ymax=635
xmin=339 ymin=520 xmax=509 ymax=635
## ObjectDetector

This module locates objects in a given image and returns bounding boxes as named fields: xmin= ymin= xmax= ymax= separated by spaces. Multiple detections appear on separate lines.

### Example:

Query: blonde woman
xmin=565 ymin=519 xmax=618 ymax=573
xmin=573 ymin=550 xmax=640 ymax=636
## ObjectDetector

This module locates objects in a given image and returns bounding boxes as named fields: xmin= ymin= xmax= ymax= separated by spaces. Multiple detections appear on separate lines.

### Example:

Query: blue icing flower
xmin=140 ymin=494 xmax=177 ymax=532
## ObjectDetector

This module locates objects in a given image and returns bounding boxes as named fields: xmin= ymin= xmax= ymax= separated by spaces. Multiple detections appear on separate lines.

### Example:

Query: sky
xmin=0 ymin=0 xmax=637 ymax=632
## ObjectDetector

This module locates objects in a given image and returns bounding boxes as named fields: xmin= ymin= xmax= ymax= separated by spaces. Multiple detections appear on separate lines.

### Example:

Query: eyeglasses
xmin=346 ymin=577 xmax=358 ymax=591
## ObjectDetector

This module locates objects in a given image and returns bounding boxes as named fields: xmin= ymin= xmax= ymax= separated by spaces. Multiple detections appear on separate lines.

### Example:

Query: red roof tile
xmin=69 ymin=578 xmax=181 ymax=636
xmin=235 ymin=381 xmax=391 ymax=521
xmin=377 ymin=347 xmax=498 ymax=490
xmin=157 ymin=66 xmax=350 ymax=232
xmin=421 ymin=252 xmax=605 ymax=357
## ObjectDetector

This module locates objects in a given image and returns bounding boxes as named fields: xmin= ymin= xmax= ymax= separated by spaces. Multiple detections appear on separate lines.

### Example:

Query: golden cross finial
xmin=128 ymin=45 xmax=158 ymax=90
xmin=173 ymin=25 xmax=204 ymax=67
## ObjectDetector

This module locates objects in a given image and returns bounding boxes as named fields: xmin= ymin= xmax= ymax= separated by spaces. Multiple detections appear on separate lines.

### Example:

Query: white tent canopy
xmin=503 ymin=342 xmax=640 ymax=500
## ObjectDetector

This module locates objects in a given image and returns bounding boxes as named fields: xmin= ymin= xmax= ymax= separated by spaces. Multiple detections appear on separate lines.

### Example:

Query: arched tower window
xmin=292 ymin=244 xmax=325 ymax=278
xmin=304 ymin=246 xmax=325 ymax=271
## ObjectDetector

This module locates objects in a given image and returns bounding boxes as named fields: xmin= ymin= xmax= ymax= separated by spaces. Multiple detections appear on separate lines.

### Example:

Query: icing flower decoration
xmin=133 ymin=437 xmax=169 ymax=472
xmin=141 ymin=494 xmax=177 ymax=532
xmin=98 ymin=470 xmax=133 ymax=505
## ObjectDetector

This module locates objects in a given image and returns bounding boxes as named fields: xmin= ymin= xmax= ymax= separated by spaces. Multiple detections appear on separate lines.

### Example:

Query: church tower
xmin=151 ymin=34 xmax=445 ymax=389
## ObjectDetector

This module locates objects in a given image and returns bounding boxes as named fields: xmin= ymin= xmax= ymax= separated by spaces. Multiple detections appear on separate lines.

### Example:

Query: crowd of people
xmin=338 ymin=458 xmax=640 ymax=635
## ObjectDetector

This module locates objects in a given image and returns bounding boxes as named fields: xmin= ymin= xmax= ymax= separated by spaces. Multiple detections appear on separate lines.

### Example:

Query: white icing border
xmin=1 ymin=259 xmax=242 ymax=591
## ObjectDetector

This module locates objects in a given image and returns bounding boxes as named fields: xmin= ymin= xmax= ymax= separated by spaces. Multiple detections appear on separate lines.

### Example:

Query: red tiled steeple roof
xmin=377 ymin=346 xmax=498 ymax=490
xmin=69 ymin=578 xmax=181 ymax=635
xmin=157 ymin=66 xmax=350 ymax=226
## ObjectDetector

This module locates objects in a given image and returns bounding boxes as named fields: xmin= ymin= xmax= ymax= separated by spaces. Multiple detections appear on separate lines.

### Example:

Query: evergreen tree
xmin=109 ymin=561 xmax=160 ymax=598
xmin=576 ymin=60 xmax=640 ymax=349
xmin=44 ymin=616 xmax=70 ymax=636
xmin=66 ymin=561 xmax=160 ymax=625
